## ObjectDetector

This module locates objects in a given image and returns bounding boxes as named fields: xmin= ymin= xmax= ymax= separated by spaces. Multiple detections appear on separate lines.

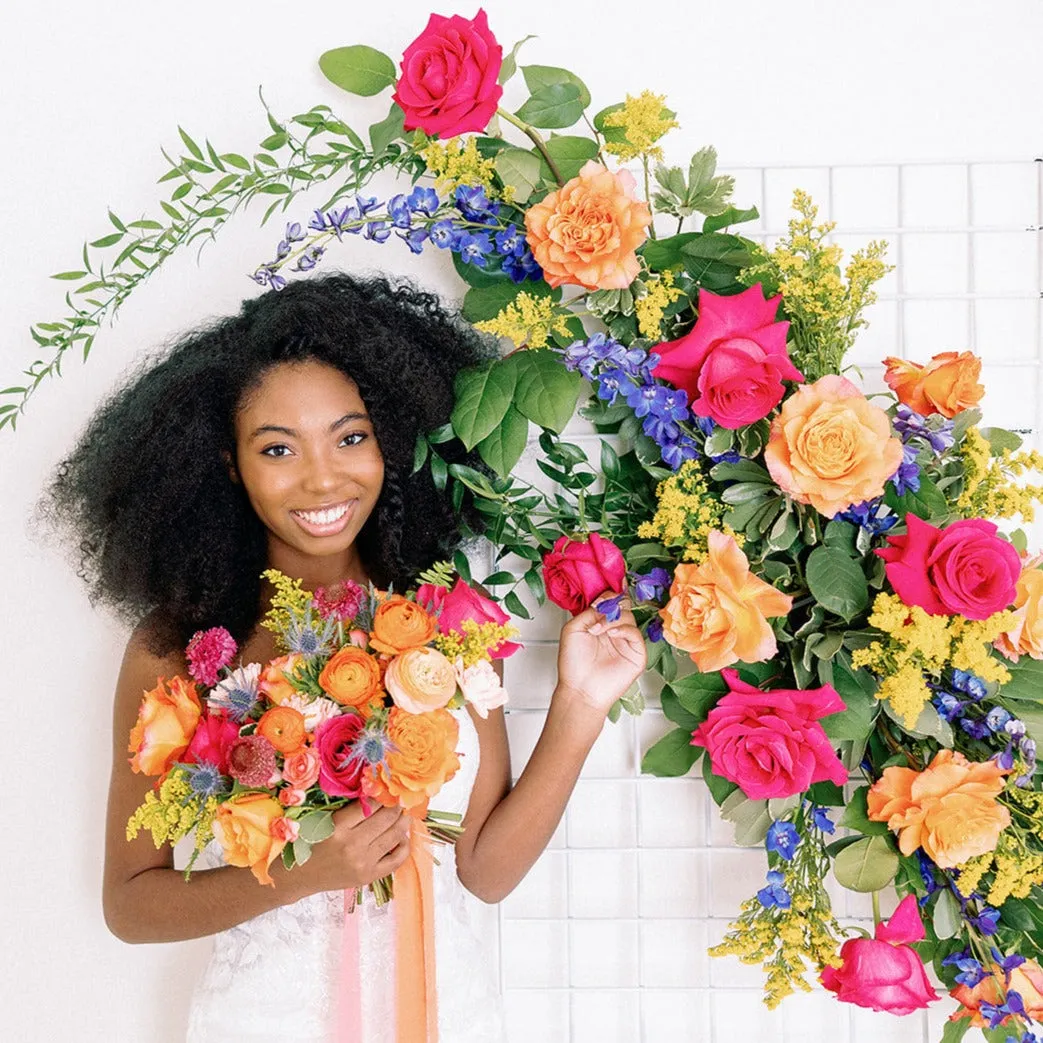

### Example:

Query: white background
xmin=2 ymin=1 xmax=1042 ymax=1040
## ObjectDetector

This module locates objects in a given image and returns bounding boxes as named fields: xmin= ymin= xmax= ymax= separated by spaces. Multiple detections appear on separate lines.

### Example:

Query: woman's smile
xmin=290 ymin=499 xmax=358 ymax=537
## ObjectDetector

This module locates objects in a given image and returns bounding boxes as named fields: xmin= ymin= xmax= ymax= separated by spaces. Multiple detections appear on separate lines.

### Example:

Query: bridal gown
xmin=185 ymin=706 xmax=506 ymax=1042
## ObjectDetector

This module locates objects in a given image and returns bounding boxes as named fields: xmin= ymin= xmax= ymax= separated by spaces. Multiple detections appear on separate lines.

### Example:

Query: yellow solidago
xmin=420 ymin=136 xmax=496 ymax=194
xmin=433 ymin=618 xmax=519 ymax=668
xmin=603 ymin=90 xmax=679 ymax=162
xmin=955 ymin=826 xmax=1043 ymax=906
xmin=740 ymin=189 xmax=891 ymax=380
xmin=957 ymin=426 xmax=1043 ymax=522
xmin=126 ymin=766 xmax=220 ymax=857
xmin=637 ymin=459 xmax=737 ymax=562
xmin=261 ymin=568 xmax=312 ymax=638
xmin=474 ymin=292 xmax=573 ymax=348
xmin=634 ymin=270 xmax=684 ymax=338
xmin=851 ymin=592 xmax=1013 ymax=727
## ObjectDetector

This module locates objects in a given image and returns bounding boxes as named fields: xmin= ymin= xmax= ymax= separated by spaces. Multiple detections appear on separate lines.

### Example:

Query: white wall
xmin=2 ymin=1 xmax=1041 ymax=1040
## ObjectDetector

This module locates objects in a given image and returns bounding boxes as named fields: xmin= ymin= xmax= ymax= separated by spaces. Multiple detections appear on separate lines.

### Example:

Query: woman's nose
xmin=300 ymin=450 xmax=342 ymax=496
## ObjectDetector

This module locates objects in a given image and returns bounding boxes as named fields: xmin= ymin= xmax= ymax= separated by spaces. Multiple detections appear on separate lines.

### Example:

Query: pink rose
xmin=691 ymin=670 xmax=847 ymax=800
xmin=876 ymin=514 xmax=1021 ymax=620
xmin=822 ymin=895 xmax=938 ymax=1015
xmin=184 ymin=712 xmax=240 ymax=774
xmin=282 ymin=746 xmax=321 ymax=790
xmin=392 ymin=9 xmax=503 ymax=139
xmin=278 ymin=788 xmax=307 ymax=808
xmin=269 ymin=816 xmax=300 ymax=843
xmin=417 ymin=578 xmax=521 ymax=658
xmin=652 ymin=286 xmax=801 ymax=430
xmin=542 ymin=533 xmax=626 ymax=616
xmin=315 ymin=714 xmax=367 ymax=798
xmin=348 ymin=629 xmax=368 ymax=649
xmin=454 ymin=657 xmax=509 ymax=718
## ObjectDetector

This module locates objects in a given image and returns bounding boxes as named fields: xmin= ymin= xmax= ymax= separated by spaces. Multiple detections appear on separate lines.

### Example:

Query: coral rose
xmin=821 ymin=895 xmax=938 ymax=1015
xmin=950 ymin=958 xmax=1043 ymax=1028
xmin=883 ymin=350 xmax=984 ymax=419
xmin=691 ymin=669 xmax=847 ymax=800
xmin=417 ymin=578 xmax=521 ymax=658
xmin=370 ymin=596 xmax=438 ymax=655
xmin=877 ymin=515 xmax=1021 ymax=620
xmin=258 ymin=653 xmax=305 ymax=705
xmin=652 ymin=285 xmax=801 ymax=429
xmin=996 ymin=560 xmax=1043 ymax=661
xmin=542 ymin=532 xmax=626 ymax=616
xmin=658 ymin=530 xmax=792 ymax=672
xmin=318 ymin=645 xmax=383 ymax=709
xmin=128 ymin=676 xmax=202 ymax=776
xmin=392 ymin=9 xmax=502 ymax=139
xmin=764 ymin=374 xmax=904 ymax=517
xmin=281 ymin=746 xmax=321 ymax=790
xmin=184 ymin=712 xmax=240 ymax=774
xmin=866 ymin=749 xmax=1010 ymax=868
xmin=385 ymin=646 xmax=458 ymax=714
xmin=212 ymin=792 xmax=287 ymax=886
xmin=524 ymin=161 xmax=652 ymax=290
xmin=257 ymin=705 xmax=307 ymax=755
xmin=315 ymin=713 xmax=368 ymax=798
xmin=363 ymin=707 xmax=460 ymax=817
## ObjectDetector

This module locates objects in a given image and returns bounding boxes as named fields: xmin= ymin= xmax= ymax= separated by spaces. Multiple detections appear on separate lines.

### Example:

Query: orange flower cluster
xmin=883 ymin=350 xmax=984 ymax=418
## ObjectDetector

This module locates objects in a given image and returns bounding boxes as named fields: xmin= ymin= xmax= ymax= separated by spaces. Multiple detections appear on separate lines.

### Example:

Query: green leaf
xmin=510 ymin=350 xmax=583 ymax=432
xmin=680 ymin=232 xmax=753 ymax=273
xmin=981 ymin=426 xmax=1023 ymax=454
xmin=412 ymin=433 xmax=429 ymax=474
xmin=541 ymin=135 xmax=600 ymax=182
xmin=807 ymin=780 xmax=846 ymax=806
xmin=451 ymin=362 xmax=518 ymax=450
xmin=453 ymin=550 xmax=472 ymax=585
xmin=493 ymin=147 xmax=543 ymax=204
xmin=297 ymin=810 xmax=335 ymax=844
xmin=702 ymin=205 xmax=760 ymax=234
xmin=51 ymin=270 xmax=88 ymax=281
xmin=522 ymin=65 xmax=591 ymax=108
xmin=709 ymin=459 xmax=771 ymax=484
xmin=504 ymin=590 xmax=531 ymax=620
xmin=719 ymin=791 xmax=772 ymax=847
xmin=669 ymin=672 xmax=727 ymax=722
xmin=260 ymin=131 xmax=288 ymax=151
xmin=318 ymin=45 xmax=397 ymax=96
xmin=461 ymin=280 xmax=551 ymax=323
xmin=702 ymin=753 xmax=739 ymax=806
xmin=932 ymin=887 xmax=961 ymax=939
xmin=369 ymin=104 xmax=405 ymax=157
xmin=660 ymin=687 xmax=701 ymax=730
xmin=998 ymin=654 xmax=1043 ymax=703
xmin=940 ymin=1019 xmax=972 ymax=1043
xmin=832 ymin=835 xmax=899 ymax=892
xmin=838 ymin=786 xmax=890 ymax=836
xmin=89 ymin=232 xmax=124 ymax=249
xmin=806 ymin=546 xmax=869 ymax=621
xmin=640 ymin=728 xmax=701 ymax=777
xmin=883 ymin=475 xmax=949 ymax=523
xmin=477 ymin=404 xmax=529 ymax=476
xmin=824 ymin=661 xmax=879 ymax=744
xmin=498 ymin=35 xmax=536 ymax=85
xmin=178 ymin=126 xmax=204 ymax=160
xmin=292 ymin=838 xmax=313 ymax=866
xmin=515 ymin=83 xmax=584 ymax=130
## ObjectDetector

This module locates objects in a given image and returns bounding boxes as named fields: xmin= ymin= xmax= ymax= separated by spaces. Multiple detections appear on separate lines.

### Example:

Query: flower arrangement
xmin=127 ymin=565 xmax=517 ymax=897
xmin=20 ymin=7 xmax=1043 ymax=1039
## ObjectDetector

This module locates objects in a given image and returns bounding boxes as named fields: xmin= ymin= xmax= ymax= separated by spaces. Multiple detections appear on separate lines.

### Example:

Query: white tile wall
xmin=498 ymin=159 xmax=1042 ymax=1042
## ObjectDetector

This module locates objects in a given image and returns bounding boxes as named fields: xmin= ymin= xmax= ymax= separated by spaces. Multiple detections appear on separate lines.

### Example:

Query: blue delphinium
xmin=456 ymin=230 xmax=494 ymax=267
xmin=756 ymin=870 xmax=791 ymax=910
xmin=890 ymin=444 xmax=921 ymax=496
xmin=406 ymin=185 xmax=440 ymax=216
xmin=633 ymin=568 xmax=671 ymax=603
xmin=646 ymin=617 xmax=664 ymax=643
xmin=942 ymin=949 xmax=989 ymax=988
xmin=595 ymin=593 xmax=625 ymax=621
xmin=893 ymin=404 xmax=955 ymax=454
xmin=454 ymin=184 xmax=499 ymax=221
xmin=811 ymin=806 xmax=835 ymax=834
xmin=835 ymin=499 xmax=899 ymax=535
xmin=766 ymin=821 xmax=800 ymax=861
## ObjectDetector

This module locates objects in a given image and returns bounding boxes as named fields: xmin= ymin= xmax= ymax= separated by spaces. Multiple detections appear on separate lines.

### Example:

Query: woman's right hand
xmin=293 ymin=804 xmax=412 ymax=896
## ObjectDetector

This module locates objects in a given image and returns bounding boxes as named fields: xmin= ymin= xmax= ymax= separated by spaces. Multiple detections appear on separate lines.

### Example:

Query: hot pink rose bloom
xmin=652 ymin=286 xmax=801 ymax=429
xmin=691 ymin=669 xmax=847 ymax=800
xmin=417 ymin=578 xmax=521 ymax=658
xmin=542 ymin=533 xmax=626 ymax=616
xmin=315 ymin=714 xmax=367 ymax=798
xmin=821 ymin=895 xmax=938 ymax=1015
xmin=876 ymin=514 xmax=1021 ymax=620
xmin=392 ymin=9 xmax=503 ymax=138
xmin=184 ymin=713 xmax=240 ymax=774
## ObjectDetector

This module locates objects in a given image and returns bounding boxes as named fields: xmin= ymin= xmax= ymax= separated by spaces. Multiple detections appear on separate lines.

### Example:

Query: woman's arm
xmin=453 ymin=597 xmax=645 ymax=903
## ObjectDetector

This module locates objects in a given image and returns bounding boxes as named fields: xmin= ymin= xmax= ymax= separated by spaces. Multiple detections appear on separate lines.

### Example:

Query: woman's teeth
xmin=294 ymin=503 xmax=349 ymax=525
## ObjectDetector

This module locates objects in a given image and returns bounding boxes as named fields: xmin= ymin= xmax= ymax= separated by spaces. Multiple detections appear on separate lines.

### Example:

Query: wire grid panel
xmin=489 ymin=159 xmax=1043 ymax=1043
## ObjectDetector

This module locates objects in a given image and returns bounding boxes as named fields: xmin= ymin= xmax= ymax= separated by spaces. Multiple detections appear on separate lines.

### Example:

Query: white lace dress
xmin=185 ymin=707 xmax=506 ymax=1042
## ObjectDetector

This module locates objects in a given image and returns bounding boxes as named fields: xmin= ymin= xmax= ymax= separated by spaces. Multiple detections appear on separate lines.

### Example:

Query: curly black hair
xmin=47 ymin=272 xmax=497 ymax=654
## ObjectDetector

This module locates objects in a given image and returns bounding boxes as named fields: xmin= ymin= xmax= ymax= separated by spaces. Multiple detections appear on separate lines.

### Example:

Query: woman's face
xmin=233 ymin=360 xmax=385 ymax=577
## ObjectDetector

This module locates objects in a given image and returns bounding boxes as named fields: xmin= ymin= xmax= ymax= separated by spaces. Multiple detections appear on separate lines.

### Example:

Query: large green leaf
xmin=521 ymin=65 xmax=591 ymax=108
xmin=297 ymin=809 xmax=335 ymax=844
xmin=494 ymin=147 xmax=543 ymax=204
xmin=998 ymin=654 xmax=1043 ymax=703
xmin=883 ymin=475 xmax=950 ymax=523
xmin=515 ymin=83 xmax=584 ymax=129
xmin=832 ymin=835 xmax=899 ymax=892
xmin=510 ymin=350 xmax=582 ymax=432
xmin=806 ymin=546 xmax=869 ymax=621
xmin=838 ymin=785 xmax=890 ymax=836
xmin=641 ymin=728 xmax=701 ymax=777
xmin=540 ymin=135 xmax=600 ymax=182
xmin=368 ymin=104 xmax=405 ymax=158
xmin=461 ymin=279 xmax=556 ymax=323
xmin=476 ymin=405 xmax=529 ymax=476
xmin=319 ymin=46 xmax=397 ymax=96
xmin=823 ymin=661 xmax=879 ymax=743
xmin=451 ymin=362 xmax=518 ymax=449
xmin=669 ymin=671 xmax=727 ymax=722
xmin=702 ymin=206 xmax=760 ymax=234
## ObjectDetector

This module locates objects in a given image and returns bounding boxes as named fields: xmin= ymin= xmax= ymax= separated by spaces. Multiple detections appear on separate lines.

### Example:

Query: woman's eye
xmin=340 ymin=432 xmax=367 ymax=447
xmin=261 ymin=444 xmax=292 ymax=458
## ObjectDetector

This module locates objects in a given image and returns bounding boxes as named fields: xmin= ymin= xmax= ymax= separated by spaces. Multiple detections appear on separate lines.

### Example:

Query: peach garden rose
xmin=128 ymin=675 xmax=202 ymax=776
xmin=212 ymin=792 xmax=288 ymax=886
xmin=385 ymin=646 xmax=458 ymax=714
xmin=995 ymin=559 xmax=1043 ymax=662
xmin=883 ymin=350 xmax=984 ymax=419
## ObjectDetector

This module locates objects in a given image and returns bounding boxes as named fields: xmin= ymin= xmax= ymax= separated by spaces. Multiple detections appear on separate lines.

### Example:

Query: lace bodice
xmin=186 ymin=707 xmax=505 ymax=1042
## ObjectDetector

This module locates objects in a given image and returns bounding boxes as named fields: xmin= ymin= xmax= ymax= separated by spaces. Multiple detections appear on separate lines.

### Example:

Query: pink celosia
xmin=227 ymin=735 xmax=278 ymax=788
xmin=185 ymin=627 xmax=238 ymax=686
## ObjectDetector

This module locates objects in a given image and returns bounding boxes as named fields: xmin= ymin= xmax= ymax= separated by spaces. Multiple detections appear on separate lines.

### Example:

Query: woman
xmin=49 ymin=272 xmax=646 ymax=1041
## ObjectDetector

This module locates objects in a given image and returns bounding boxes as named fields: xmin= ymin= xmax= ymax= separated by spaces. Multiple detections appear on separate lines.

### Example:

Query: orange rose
xmin=658 ymin=530 xmax=793 ymax=672
xmin=866 ymin=749 xmax=1010 ymax=868
xmin=384 ymin=646 xmax=457 ymax=714
xmin=764 ymin=374 xmax=905 ymax=517
xmin=883 ymin=350 xmax=984 ymax=418
xmin=369 ymin=596 xmax=437 ymax=655
xmin=128 ymin=676 xmax=202 ymax=776
xmin=524 ymin=160 xmax=652 ymax=290
xmin=256 ymin=705 xmax=307 ymax=755
xmin=258 ymin=653 xmax=304 ymax=705
xmin=950 ymin=959 xmax=1043 ymax=1028
xmin=212 ymin=792 xmax=287 ymax=886
xmin=318 ymin=645 xmax=383 ymax=709
xmin=363 ymin=707 xmax=460 ymax=817
xmin=995 ymin=560 xmax=1043 ymax=662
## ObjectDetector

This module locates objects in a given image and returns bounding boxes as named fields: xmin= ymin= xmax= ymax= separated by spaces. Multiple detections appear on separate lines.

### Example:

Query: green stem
xmin=642 ymin=156 xmax=657 ymax=240
xmin=871 ymin=889 xmax=881 ymax=927
xmin=496 ymin=107 xmax=564 ymax=185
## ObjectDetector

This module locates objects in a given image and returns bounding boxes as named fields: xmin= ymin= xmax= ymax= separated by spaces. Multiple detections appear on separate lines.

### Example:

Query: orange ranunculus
xmin=369 ymin=596 xmax=437 ymax=655
xmin=363 ymin=707 xmax=460 ymax=817
xmin=883 ymin=350 xmax=984 ymax=419
xmin=258 ymin=653 xmax=305 ymax=705
xmin=950 ymin=959 xmax=1043 ymax=1028
xmin=212 ymin=792 xmax=287 ymax=886
xmin=523 ymin=160 xmax=652 ymax=291
xmin=128 ymin=676 xmax=202 ymax=776
xmin=764 ymin=374 xmax=905 ymax=517
xmin=866 ymin=749 xmax=1010 ymax=869
xmin=995 ymin=560 xmax=1043 ymax=662
xmin=384 ymin=646 xmax=457 ymax=714
xmin=658 ymin=530 xmax=792 ymax=673
xmin=318 ymin=645 xmax=383 ymax=709
xmin=256 ymin=705 xmax=307 ymax=755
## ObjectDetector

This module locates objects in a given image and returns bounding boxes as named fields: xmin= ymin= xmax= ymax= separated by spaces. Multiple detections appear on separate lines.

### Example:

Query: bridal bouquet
xmin=126 ymin=565 xmax=517 ymax=896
